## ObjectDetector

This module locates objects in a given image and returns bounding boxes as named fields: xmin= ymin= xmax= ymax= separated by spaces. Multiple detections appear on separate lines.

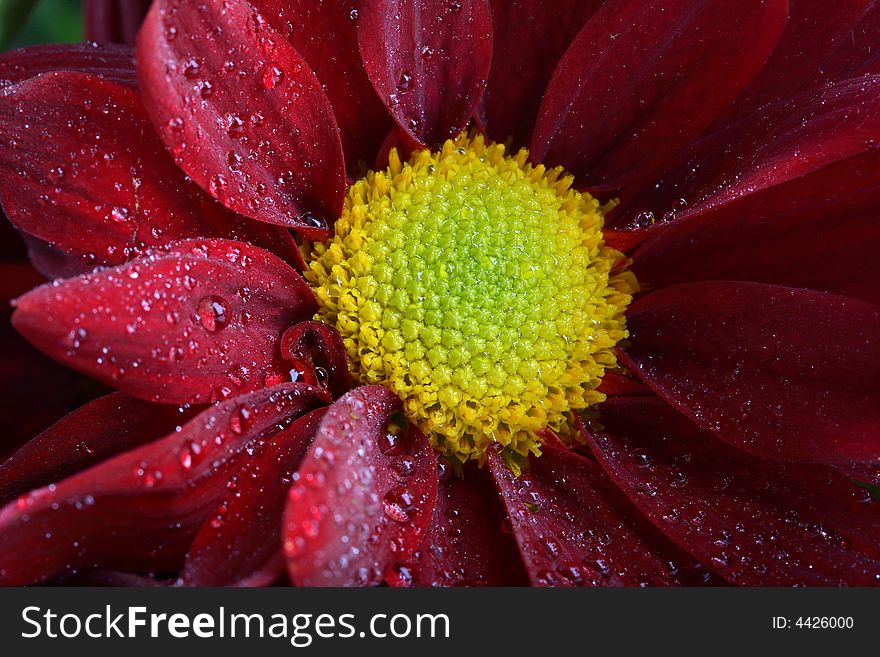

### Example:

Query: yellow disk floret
xmin=304 ymin=132 xmax=635 ymax=464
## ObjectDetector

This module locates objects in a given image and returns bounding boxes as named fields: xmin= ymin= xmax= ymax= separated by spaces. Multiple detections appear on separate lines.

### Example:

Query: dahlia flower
xmin=0 ymin=0 xmax=877 ymax=587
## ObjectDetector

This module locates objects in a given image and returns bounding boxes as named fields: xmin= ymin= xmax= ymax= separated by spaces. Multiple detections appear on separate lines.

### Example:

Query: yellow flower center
xmin=304 ymin=133 xmax=635 ymax=465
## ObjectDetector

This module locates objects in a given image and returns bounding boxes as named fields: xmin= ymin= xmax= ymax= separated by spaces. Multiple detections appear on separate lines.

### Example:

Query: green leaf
xmin=0 ymin=0 xmax=39 ymax=49
xmin=851 ymin=478 xmax=880 ymax=503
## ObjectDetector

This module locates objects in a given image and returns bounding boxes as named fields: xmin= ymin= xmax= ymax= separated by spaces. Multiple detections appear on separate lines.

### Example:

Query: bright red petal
xmin=357 ymin=0 xmax=493 ymax=147
xmin=12 ymin=239 xmax=317 ymax=404
xmin=180 ymin=407 xmax=326 ymax=587
xmin=137 ymin=0 xmax=345 ymax=237
xmin=621 ymin=282 xmax=880 ymax=464
xmin=0 ymin=42 xmax=136 ymax=86
xmin=586 ymin=399 xmax=880 ymax=586
xmin=0 ymin=383 xmax=326 ymax=585
xmin=0 ymin=72 xmax=300 ymax=267
xmin=387 ymin=461 xmax=528 ymax=587
xmin=284 ymin=385 xmax=438 ymax=586
xmin=0 ymin=392 xmax=194 ymax=502
xmin=249 ymin=0 xmax=393 ymax=171
xmin=530 ymin=0 xmax=787 ymax=192
xmin=478 ymin=0 xmax=601 ymax=146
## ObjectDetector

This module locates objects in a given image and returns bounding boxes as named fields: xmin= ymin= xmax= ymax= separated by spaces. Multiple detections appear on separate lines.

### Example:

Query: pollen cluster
xmin=304 ymin=133 xmax=634 ymax=464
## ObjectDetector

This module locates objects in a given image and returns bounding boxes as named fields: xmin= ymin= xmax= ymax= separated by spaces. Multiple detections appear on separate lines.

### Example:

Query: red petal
xmin=632 ymin=209 xmax=880 ymax=305
xmin=284 ymin=385 xmax=438 ymax=586
xmin=85 ymin=0 xmax=151 ymax=46
xmin=621 ymin=282 xmax=880 ymax=464
xmin=249 ymin=0 xmax=392 ymax=171
xmin=357 ymin=0 xmax=493 ymax=146
xmin=280 ymin=321 xmax=352 ymax=401
xmin=12 ymin=238 xmax=317 ymax=404
xmin=180 ymin=407 xmax=326 ymax=587
xmin=530 ymin=0 xmax=787 ymax=191
xmin=729 ymin=0 xmax=877 ymax=114
xmin=0 ymin=42 xmax=136 ymax=87
xmin=137 ymin=0 xmax=345 ymax=236
xmin=387 ymin=461 xmax=528 ymax=587
xmin=586 ymin=398 xmax=880 ymax=586
xmin=0 ymin=71 xmax=300 ymax=267
xmin=478 ymin=0 xmax=601 ymax=146
xmin=618 ymin=75 xmax=880 ymax=232
xmin=0 ymin=392 xmax=194 ymax=502
xmin=488 ymin=446 xmax=698 ymax=586
xmin=0 ymin=383 xmax=326 ymax=585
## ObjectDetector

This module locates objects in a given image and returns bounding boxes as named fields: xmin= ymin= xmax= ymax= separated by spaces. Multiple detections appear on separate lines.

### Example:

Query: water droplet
xmin=383 ymin=486 xmax=415 ymax=523
xmin=196 ymin=295 xmax=230 ymax=332
xmin=229 ymin=405 xmax=253 ymax=435
xmin=397 ymin=71 xmax=413 ymax=92
xmin=262 ymin=64 xmax=285 ymax=89
xmin=301 ymin=212 xmax=328 ymax=229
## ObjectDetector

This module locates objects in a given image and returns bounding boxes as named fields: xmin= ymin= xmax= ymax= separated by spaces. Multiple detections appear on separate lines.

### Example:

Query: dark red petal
xmin=387 ymin=461 xmax=528 ymax=587
xmin=530 ymin=0 xmax=787 ymax=191
xmin=632 ymin=209 xmax=880 ymax=305
xmin=0 ymin=383 xmax=326 ymax=586
xmin=357 ymin=0 xmax=493 ymax=146
xmin=137 ymin=0 xmax=345 ymax=236
xmin=0 ymin=392 xmax=194 ymax=502
xmin=621 ymin=282 xmax=880 ymax=464
xmin=729 ymin=0 xmax=876 ymax=114
xmin=280 ymin=321 xmax=352 ymax=400
xmin=249 ymin=0 xmax=392 ymax=171
xmin=0 ymin=71 xmax=300 ymax=267
xmin=618 ymin=75 xmax=880 ymax=232
xmin=85 ymin=0 xmax=151 ymax=46
xmin=284 ymin=385 xmax=438 ymax=586
xmin=586 ymin=398 xmax=880 ymax=586
xmin=478 ymin=0 xmax=601 ymax=146
xmin=0 ymin=42 xmax=136 ymax=87
xmin=12 ymin=238 xmax=317 ymax=404
xmin=180 ymin=407 xmax=326 ymax=587
xmin=488 ymin=446 xmax=703 ymax=587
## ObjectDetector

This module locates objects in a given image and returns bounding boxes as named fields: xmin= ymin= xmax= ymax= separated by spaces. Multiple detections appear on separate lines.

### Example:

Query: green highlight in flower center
xmin=305 ymin=133 xmax=635 ymax=464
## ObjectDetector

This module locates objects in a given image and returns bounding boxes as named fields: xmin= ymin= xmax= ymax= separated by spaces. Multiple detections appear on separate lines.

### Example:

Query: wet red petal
xmin=617 ymin=75 xmax=880 ymax=232
xmin=488 ymin=446 xmax=699 ymax=587
xmin=180 ymin=407 xmax=326 ymax=587
xmin=284 ymin=386 xmax=438 ymax=586
xmin=387 ymin=461 xmax=528 ymax=587
xmin=280 ymin=321 xmax=352 ymax=400
xmin=0 ymin=42 xmax=136 ymax=87
xmin=586 ymin=398 xmax=880 ymax=586
xmin=530 ymin=0 xmax=787 ymax=191
xmin=478 ymin=0 xmax=601 ymax=146
xmin=137 ymin=0 xmax=345 ymax=237
xmin=0 ymin=72 xmax=300 ymax=268
xmin=249 ymin=0 xmax=393 ymax=171
xmin=12 ymin=238 xmax=317 ymax=404
xmin=621 ymin=282 xmax=880 ymax=464
xmin=0 ymin=383 xmax=326 ymax=585
xmin=0 ymin=392 xmax=194 ymax=502
xmin=597 ymin=371 xmax=650 ymax=398
xmin=357 ymin=0 xmax=492 ymax=146
xmin=85 ymin=0 xmax=151 ymax=46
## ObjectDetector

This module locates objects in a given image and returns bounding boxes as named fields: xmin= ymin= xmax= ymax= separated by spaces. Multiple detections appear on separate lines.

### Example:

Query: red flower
xmin=0 ymin=0 xmax=879 ymax=587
